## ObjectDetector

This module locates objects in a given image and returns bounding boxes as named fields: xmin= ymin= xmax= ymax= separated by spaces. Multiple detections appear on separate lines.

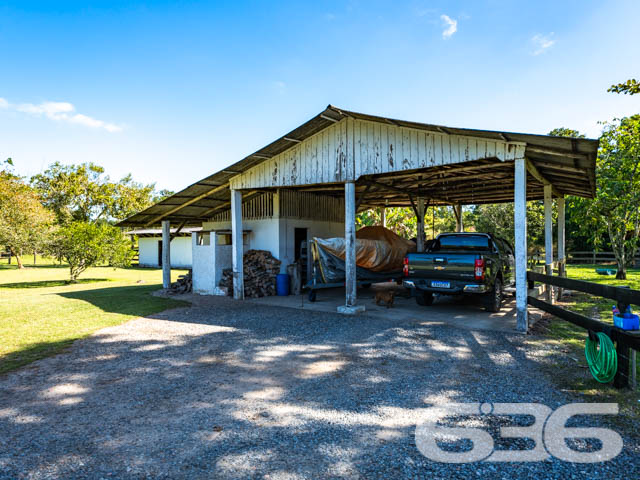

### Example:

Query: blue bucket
xmin=276 ymin=273 xmax=290 ymax=296
xmin=614 ymin=313 xmax=639 ymax=331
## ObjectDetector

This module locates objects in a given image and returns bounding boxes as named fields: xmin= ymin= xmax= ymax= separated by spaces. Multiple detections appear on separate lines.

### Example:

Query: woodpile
xmin=168 ymin=270 xmax=192 ymax=294
xmin=219 ymin=249 xmax=281 ymax=298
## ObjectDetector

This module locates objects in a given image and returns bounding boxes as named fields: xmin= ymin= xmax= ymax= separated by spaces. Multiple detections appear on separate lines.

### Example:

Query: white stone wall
xmin=138 ymin=236 xmax=192 ymax=268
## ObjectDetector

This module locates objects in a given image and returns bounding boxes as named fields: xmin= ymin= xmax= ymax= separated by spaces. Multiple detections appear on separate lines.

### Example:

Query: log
xmin=218 ymin=250 xmax=281 ymax=298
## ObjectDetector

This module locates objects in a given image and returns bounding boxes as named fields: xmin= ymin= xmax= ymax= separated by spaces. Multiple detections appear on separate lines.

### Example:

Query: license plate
xmin=431 ymin=281 xmax=450 ymax=289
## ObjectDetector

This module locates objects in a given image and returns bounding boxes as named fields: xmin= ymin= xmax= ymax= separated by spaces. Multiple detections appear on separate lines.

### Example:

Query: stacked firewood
xmin=219 ymin=250 xmax=282 ymax=298
xmin=168 ymin=270 xmax=192 ymax=294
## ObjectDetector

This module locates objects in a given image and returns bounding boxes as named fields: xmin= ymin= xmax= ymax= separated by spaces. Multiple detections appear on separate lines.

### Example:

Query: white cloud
xmin=531 ymin=33 xmax=555 ymax=55
xmin=2 ymin=99 xmax=122 ymax=132
xmin=440 ymin=14 xmax=457 ymax=39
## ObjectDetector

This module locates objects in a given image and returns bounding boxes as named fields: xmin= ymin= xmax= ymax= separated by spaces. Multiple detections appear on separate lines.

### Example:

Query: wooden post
xmin=454 ymin=204 xmax=463 ymax=232
xmin=544 ymin=184 xmax=554 ymax=304
xmin=338 ymin=182 xmax=364 ymax=314
xmin=161 ymin=220 xmax=171 ymax=289
xmin=381 ymin=207 xmax=386 ymax=227
xmin=614 ymin=339 xmax=630 ymax=389
xmin=515 ymin=157 xmax=528 ymax=332
xmin=416 ymin=197 xmax=425 ymax=252
xmin=231 ymin=189 xmax=244 ymax=300
xmin=632 ymin=350 xmax=637 ymax=390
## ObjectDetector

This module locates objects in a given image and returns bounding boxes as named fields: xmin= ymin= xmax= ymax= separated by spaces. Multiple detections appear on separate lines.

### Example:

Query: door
xmin=158 ymin=240 xmax=163 ymax=267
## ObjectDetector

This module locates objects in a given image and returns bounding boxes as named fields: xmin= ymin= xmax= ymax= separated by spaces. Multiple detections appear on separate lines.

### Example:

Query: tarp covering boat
xmin=311 ymin=226 xmax=416 ymax=283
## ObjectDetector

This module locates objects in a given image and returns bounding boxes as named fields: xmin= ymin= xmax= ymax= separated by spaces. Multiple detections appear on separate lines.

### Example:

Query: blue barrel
xmin=276 ymin=273 xmax=290 ymax=296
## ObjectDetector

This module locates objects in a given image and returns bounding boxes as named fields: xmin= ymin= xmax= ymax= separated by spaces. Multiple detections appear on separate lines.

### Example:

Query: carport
xmin=120 ymin=105 xmax=598 ymax=333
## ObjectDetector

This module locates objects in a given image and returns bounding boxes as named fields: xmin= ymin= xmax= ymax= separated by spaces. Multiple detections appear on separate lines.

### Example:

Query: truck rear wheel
xmin=484 ymin=278 xmax=503 ymax=313
xmin=416 ymin=291 xmax=434 ymax=306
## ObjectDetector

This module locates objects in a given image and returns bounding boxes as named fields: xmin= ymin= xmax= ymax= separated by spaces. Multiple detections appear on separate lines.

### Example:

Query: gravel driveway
xmin=0 ymin=295 xmax=638 ymax=479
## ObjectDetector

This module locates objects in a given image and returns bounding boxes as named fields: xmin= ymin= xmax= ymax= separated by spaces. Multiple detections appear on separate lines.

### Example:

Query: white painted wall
xmin=194 ymin=189 xmax=345 ymax=295
xmin=230 ymin=118 xmax=526 ymax=190
xmin=192 ymin=233 xmax=216 ymax=294
xmin=138 ymin=236 xmax=192 ymax=268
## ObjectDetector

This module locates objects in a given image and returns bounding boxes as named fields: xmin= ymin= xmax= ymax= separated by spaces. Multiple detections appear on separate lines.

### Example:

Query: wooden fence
xmin=528 ymin=251 xmax=640 ymax=267
xmin=527 ymin=271 xmax=640 ymax=389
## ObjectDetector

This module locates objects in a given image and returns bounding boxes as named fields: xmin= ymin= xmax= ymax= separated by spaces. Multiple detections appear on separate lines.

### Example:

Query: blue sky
xmin=1 ymin=0 xmax=639 ymax=191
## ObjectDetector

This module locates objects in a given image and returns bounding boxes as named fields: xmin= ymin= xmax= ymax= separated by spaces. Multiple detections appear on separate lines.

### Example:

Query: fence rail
xmin=529 ymin=251 xmax=640 ymax=266
xmin=527 ymin=271 xmax=640 ymax=389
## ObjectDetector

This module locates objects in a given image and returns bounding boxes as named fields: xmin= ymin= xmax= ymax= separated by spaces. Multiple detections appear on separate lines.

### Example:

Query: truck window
xmin=431 ymin=235 xmax=491 ymax=252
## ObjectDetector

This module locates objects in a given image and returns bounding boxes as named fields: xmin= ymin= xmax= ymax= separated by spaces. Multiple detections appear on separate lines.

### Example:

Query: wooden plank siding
xmin=229 ymin=118 xmax=526 ymax=190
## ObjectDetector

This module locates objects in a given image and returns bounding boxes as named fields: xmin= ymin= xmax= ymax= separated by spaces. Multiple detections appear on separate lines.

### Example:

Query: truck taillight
xmin=403 ymin=257 xmax=409 ymax=277
xmin=474 ymin=259 xmax=485 ymax=281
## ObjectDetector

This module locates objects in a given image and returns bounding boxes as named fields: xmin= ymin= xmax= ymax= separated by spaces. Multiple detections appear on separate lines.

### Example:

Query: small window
xmin=197 ymin=232 xmax=211 ymax=246
xmin=216 ymin=234 xmax=232 ymax=246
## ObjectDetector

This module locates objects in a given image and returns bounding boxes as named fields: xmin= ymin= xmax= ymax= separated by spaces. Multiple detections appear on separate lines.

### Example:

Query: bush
xmin=48 ymin=222 xmax=133 ymax=282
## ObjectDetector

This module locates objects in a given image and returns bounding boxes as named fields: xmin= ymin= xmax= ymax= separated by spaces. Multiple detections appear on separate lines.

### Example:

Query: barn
xmin=126 ymin=228 xmax=200 ymax=268
xmin=119 ymin=105 xmax=598 ymax=332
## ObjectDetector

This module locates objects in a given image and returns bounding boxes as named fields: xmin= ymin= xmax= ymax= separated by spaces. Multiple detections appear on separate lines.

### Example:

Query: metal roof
xmin=119 ymin=105 xmax=598 ymax=227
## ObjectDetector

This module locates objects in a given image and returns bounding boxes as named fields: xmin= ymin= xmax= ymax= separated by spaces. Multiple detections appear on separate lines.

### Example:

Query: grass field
xmin=550 ymin=265 xmax=640 ymax=349
xmin=533 ymin=264 xmax=640 ymax=425
xmin=0 ymin=261 xmax=188 ymax=374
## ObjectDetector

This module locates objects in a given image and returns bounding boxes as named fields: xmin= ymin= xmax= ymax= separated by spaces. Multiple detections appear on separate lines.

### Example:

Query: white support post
xmin=338 ymin=182 xmax=364 ymax=314
xmin=381 ymin=207 xmax=386 ymax=227
xmin=514 ymin=157 xmax=528 ymax=332
xmin=544 ymin=184 xmax=554 ymax=304
xmin=557 ymin=196 xmax=566 ymax=276
xmin=417 ymin=197 xmax=425 ymax=253
xmin=455 ymin=204 xmax=463 ymax=232
xmin=231 ymin=189 xmax=244 ymax=300
xmin=162 ymin=220 xmax=171 ymax=289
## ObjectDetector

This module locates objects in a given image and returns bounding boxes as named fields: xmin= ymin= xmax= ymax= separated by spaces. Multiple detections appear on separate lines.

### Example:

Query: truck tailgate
xmin=407 ymin=253 xmax=478 ymax=281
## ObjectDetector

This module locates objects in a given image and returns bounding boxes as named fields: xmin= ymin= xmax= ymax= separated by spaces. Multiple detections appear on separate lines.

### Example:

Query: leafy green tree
xmin=0 ymin=160 xmax=54 ymax=268
xmin=48 ymin=222 xmax=134 ymax=282
xmin=548 ymin=128 xmax=585 ymax=138
xmin=31 ymin=162 xmax=172 ymax=224
xmin=469 ymin=202 xmax=546 ymax=254
xmin=583 ymin=116 xmax=640 ymax=279
xmin=608 ymin=79 xmax=640 ymax=96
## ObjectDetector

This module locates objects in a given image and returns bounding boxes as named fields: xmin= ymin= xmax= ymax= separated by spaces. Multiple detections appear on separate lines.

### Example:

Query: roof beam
xmin=526 ymin=159 xmax=562 ymax=197
xmin=526 ymin=146 xmax=588 ymax=160
xmin=145 ymin=183 xmax=229 ymax=226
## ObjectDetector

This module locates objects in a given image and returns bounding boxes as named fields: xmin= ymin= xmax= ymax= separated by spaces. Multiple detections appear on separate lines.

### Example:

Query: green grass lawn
xmin=0 ymin=262 xmax=188 ymax=374
xmin=533 ymin=264 xmax=640 ymax=427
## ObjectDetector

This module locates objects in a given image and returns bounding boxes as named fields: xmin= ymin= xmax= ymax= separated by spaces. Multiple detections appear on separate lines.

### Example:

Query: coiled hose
xmin=585 ymin=332 xmax=617 ymax=383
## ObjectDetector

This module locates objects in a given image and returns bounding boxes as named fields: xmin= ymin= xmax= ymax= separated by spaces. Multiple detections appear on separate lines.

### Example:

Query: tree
xmin=31 ymin=162 xmax=173 ymax=224
xmin=469 ymin=202 xmax=546 ymax=255
xmin=585 ymin=116 xmax=640 ymax=279
xmin=608 ymin=79 xmax=640 ymax=96
xmin=0 ymin=160 xmax=54 ymax=268
xmin=548 ymin=127 xmax=585 ymax=138
xmin=48 ymin=222 xmax=134 ymax=282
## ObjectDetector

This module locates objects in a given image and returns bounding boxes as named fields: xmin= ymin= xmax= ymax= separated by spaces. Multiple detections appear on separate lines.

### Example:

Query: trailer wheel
xmin=308 ymin=290 xmax=317 ymax=302
xmin=416 ymin=291 xmax=434 ymax=306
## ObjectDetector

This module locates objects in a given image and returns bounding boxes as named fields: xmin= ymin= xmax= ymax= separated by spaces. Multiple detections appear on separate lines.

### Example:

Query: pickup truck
xmin=402 ymin=233 xmax=515 ymax=312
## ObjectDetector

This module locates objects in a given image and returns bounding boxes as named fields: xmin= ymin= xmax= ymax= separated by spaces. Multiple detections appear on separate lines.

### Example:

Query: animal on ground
xmin=374 ymin=290 xmax=396 ymax=308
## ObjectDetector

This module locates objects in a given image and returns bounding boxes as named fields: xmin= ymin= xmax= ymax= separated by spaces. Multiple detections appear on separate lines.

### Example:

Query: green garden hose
xmin=585 ymin=332 xmax=617 ymax=383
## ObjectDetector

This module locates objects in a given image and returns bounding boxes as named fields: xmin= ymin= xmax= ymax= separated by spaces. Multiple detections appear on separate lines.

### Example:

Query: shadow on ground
xmin=0 ymin=295 xmax=636 ymax=478
xmin=0 ymin=278 xmax=108 ymax=289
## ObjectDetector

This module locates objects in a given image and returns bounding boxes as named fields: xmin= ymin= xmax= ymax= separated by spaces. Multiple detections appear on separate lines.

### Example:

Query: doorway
xmin=294 ymin=228 xmax=308 ymax=283
xmin=157 ymin=240 xmax=163 ymax=267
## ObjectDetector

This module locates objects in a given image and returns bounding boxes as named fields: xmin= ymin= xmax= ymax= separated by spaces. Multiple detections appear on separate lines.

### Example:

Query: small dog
xmin=374 ymin=290 xmax=396 ymax=308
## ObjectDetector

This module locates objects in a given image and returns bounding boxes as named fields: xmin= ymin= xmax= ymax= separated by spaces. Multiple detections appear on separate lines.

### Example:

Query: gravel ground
xmin=0 ymin=294 xmax=638 ymax=479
